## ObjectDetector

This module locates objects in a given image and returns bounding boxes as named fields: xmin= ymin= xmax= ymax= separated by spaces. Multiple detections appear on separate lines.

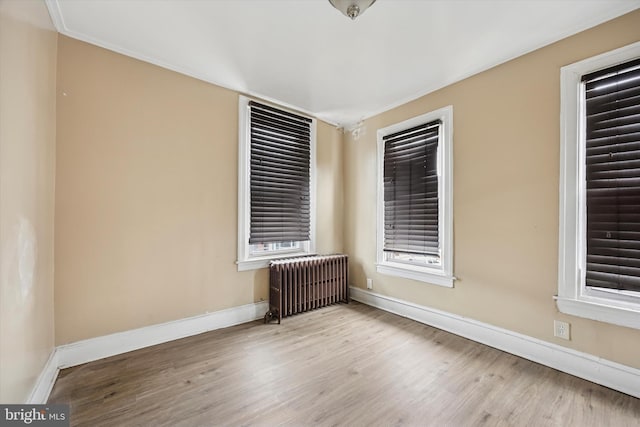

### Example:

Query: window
xmin=237 ymin=96 xmax=316 ymax=271
xmin=558 ymin=41 xmax=640 ymax=329
xmin=376 ymin=106 xmax=454 ymax=286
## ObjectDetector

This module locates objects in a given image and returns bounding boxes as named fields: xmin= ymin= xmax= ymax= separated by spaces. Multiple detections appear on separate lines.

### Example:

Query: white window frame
xmin=236 ymin=96 xmax=316 ymax=271
xmin=557 ymin=41 xmax=640 ymax=330
xmin=376 ymin=106 xmax=454 ymax=287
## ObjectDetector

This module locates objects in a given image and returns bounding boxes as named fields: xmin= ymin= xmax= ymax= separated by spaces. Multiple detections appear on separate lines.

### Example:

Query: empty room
xmin=1 ymin=0 xmax=640 ymax=425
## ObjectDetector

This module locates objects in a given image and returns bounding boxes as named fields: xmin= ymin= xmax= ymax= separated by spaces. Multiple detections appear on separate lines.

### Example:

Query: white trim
xmin=26 ymin=301 xmax=267 ymax=403
xmin=245 ymin=91 xmax=338 ymax=128
xmin=350 ymin=287 xmax=640 ymax=399
xmin=28 ymin=292 xmax=640 ymax=403
xmin=237 ymin=95 xmax=251 ymax=268
xmin=236 ymin=95 xmax=317 ymax=271
xmin=309 ymin=120 xmax=317 ymax=255
xmin=556 ymin=296 xmax=640 ymax=330
xmin=376 ymin=264 xmax=454 ymax=287
xmin=26 ymin=350 xmax=60 ymax=404
xmin=237 ymin=257 xmax=273 ymax=272
xmin=376 ymin=106 xmax=454 ymax=286
xmin=558 ymin=41 xmax=640 ymax=329
xmin=42 ymin=2 xmax=339 ymax=128
xmin=44 ymin=0 xmax=65 ymax=32
xmin=337 ymin=4 xmax=640 ymax=129
xmin=44 ymin=1 xmax=635 ymax=129
xmin=57 ymin=301 xmax=268 ymax=368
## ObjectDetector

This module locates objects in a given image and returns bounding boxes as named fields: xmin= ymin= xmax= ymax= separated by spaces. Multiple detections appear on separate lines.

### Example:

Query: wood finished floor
xmin=48 ymin=302 xmax=640 ymax=426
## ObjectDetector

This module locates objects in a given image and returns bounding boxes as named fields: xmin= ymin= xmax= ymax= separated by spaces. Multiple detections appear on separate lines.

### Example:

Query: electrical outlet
xmin=554 ymin=320 xmax=570 ymax=340
xmin=366 ymin=278 xmax=373 ymax=289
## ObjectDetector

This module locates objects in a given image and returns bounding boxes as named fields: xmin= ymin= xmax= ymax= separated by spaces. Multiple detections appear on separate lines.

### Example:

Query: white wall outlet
xmin=366 ymin=278 xmax=373 ymax=289
xmin=554 ymin=320 xmax=570 ymax=340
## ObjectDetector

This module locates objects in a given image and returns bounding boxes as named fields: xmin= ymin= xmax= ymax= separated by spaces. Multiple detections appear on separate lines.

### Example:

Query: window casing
xmin=376 ymin=106 xmax=454 ymax=287
xmin=237 ymin=96 xmax=316 ymax=271
xmin=558 ymin=41 xmax=640 ymax=329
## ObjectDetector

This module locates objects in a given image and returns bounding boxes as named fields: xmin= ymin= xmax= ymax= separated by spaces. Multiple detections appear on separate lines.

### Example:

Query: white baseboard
xmin=27 ymin=349 xmax=59 ymax=404
xmin=30 ymin=300 xmax=267 ymax=403
xmin=57 ymin=301 xmax=268 ymax=369
xmin=33 ymin=292 xmax=639 ymax=402
xmin=350 ymin=286 xmax=640 ymax=399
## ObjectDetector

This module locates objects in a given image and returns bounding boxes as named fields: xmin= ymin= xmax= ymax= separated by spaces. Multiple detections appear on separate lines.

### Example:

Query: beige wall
xmin=0 ymin=0 xmax=57 ymax=403
xmin=55 ymin=36 xmax=344 ymax=344
xmin=9 ymin=0 xmax=635 ymax=386
xmin=344 ymin=10 xmax=640 ymax=369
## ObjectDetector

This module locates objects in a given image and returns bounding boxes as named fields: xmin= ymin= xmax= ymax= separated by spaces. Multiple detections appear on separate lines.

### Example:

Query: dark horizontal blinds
xmin=249 ymin=101 xmax=312 ymax=244
xmin=383 ymin=121 xmax=440 ymax=256
xmin=583 ymin=58 xmax=640 ymax=292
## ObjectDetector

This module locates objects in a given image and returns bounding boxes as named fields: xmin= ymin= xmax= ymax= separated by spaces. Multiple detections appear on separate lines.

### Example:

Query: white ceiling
xmin=46 ymin=0 xmax=640 ymax=126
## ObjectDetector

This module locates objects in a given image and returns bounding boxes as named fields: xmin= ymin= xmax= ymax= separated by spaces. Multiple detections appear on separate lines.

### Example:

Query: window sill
xmin=555 ymin=296 xmax=640 ymax=330
xmin=376 ymin=263 xmax=454 ymax=288
xmin=237 ymin=252 xmax=315 ymax=272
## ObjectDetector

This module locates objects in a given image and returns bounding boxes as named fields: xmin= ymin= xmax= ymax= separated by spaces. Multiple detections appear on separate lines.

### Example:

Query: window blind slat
xmin=586 ymin=140 xmax=640 ymax=156
xmin=251 ymin=113 xmax=311 ymax=136
xmin=249 ymin=100 xmax=312 ymax=123
xmin=585 ymin=86 xmax=640 ymax=113
xmin=587 ymin=123 xmax=640 ymax=138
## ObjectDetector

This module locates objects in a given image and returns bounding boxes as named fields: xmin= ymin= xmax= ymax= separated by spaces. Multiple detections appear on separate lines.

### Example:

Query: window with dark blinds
xmin=583 ymin=58 xmax=640 ymax=292
xmin=249 ymin=101 xmax=312 ymax=244
xmin=383 ymin=121 xmax=440 ymax=257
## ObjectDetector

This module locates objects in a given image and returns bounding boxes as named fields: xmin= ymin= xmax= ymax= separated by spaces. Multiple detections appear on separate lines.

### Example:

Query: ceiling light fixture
xmin=329 ymin=0 xmax=377 ymax=21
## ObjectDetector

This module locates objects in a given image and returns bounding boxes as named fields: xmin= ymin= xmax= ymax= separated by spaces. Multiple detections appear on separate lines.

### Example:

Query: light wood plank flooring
xmin=48 ymin=302 xmax=640 ymax=426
